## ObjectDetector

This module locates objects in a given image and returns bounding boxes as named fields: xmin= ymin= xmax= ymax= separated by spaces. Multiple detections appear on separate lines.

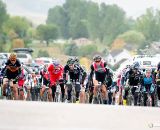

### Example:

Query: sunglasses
xmin=69 ymin=64 xmax=74 ymax=67
xmin=95 ymin=60 xmax=101 ymax=63
xmin=11 ymin=59 xmax=16 ymax=62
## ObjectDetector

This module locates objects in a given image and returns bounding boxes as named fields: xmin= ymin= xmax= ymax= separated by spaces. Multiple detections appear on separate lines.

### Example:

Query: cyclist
xmin=48 ymin=60 xmax=64 ymax=102
xmin=63 ymin=58 xmax=86 ymax=103
xmin=18 ymin=65 xmax=26 ymax=100
xmin=156 ymin=62 xmax=160 ymax=106
xmin=142 ymin=69 xmax=155 ymax=106
xmin=73 ymin=57 xmax=87 ymax=103
xmin=40 ymin=64 xmax=50 ymax=100
xmin=2 ymin=53 xmax=21 ymax=100
xmin=123 ymin=62 xmax=143 ymax=106
xmin=89 ymin=55 xmax=110 ymax=104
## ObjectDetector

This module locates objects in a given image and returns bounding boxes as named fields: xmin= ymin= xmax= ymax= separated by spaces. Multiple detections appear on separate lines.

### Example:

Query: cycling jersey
xmin=143 ymin=76 xmax=153 ymax=85
xmin=48 ymin=64 xmax=63 ymax=86
xmin=4 ymin=59 xmax=21 ymax=80
xmin=127 ymin=69 xmax=142 ymax=86
xmin=40 ymin=70 xmax=49 ymax=86
xmin=63 ymin=64 xmax=85 ymax=83
xmin=156 ymin=73 xmax=160 ymax=85
xmin=18 ymin=68 xmax=26 ymax=87
xmin=90 ymin=61 xmax=108 ymax=83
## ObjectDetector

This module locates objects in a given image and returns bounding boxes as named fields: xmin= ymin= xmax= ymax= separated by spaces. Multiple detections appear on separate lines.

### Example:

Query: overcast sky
xmin=2 ymin=0 xmax=160 ymax=25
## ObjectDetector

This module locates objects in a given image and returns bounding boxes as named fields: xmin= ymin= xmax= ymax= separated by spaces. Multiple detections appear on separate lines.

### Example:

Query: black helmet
xmin=74 ymin=57 xmax=79 ymax=63
xmin=133 ymin=61 xmax=140 ymax=69
xmin=67 ymin=57 xmax=74 ymax=65
xmin=157 ymin=62 xmax=160 ymax=71
xmin=93 ymin=55 xmax=102 ymax=61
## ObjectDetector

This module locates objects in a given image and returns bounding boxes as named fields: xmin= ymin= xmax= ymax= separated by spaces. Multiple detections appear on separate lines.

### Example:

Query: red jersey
xmin=18 ymin=69 xmax=25 ymax=88
xmin=48 ymin=64 xmax=63 ymax=86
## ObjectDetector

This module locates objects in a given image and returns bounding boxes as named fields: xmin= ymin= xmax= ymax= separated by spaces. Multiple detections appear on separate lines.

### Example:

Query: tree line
xmin=0 ymin=0 xmax=160 ymax=52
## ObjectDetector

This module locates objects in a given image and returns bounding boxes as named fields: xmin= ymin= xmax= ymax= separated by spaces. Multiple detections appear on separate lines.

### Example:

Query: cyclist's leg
xmin=48 ymin=87 xmax=53 ymax=102
xmin=131 ymin=86 xmax=137 ymax=106
xmin=143 ymin=85 xmax=148 ymax=106
xmin=26 ymin=85 xmax=31 ymax=101
xmin=66 ymin=84 xmax=72 ymax=102
xmin=19 ymin=87 xmax=25 ymax=100
xmin=2 ymin=78 xmax=8 ymax=97
xmin=93 ymin=79 xmax=98 ymax=97
xmin=89 ymin=86 xmax=94 ymax=103
xmin=123 ymin=86 xmax=129 ymax=105
xmin=101 ymin=84 xmax=107 ymax=104
xmin=51 ymin=85 xmax=57 ymax=101
xmin=157 ymin=85 xmax=160 ymax=106
xmin=59 ymin=79 xmax=65 ymax=102
xmin=12 ymin=81 xmax=18 ymax=100
xmin=40 ymin=85 xmax=46 ymax=99
xmin=79 ymin=85 xmax=86 ymax=103
xmin=119 ymin=85 xmax=123 ymax=105
xmin=75 ymin=82 xmax=81 ymax=101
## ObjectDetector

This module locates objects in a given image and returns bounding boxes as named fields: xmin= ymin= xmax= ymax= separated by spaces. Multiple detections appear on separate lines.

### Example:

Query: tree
xmin=86 ymin=1 xmax=100 ymax=39
xmin=47 ymin=6 xmax=69 ymax=38
xmin=72 ymin=20 xmax=89 ymax=39
xmin=64 ymin=43 xmax=79 ymax=56
xmin=0 ymin=0 xmax=8 ymax=51
xmin=135 ymin=8 xmax=160 ymax=42
xmin=78 ymin=44 xmax=97 ymax=57
xmin=99 ymin=4 xmax=130 ymax=44
xmin=117 ymin=30 xmax=145 ymax=45
xmin=3 ymin=16 xmax=31 ymax=39
xmin=37 ymin=24 xmax=58 ymax=46
xmin=0 ymin=0 xmax=8 ymax=31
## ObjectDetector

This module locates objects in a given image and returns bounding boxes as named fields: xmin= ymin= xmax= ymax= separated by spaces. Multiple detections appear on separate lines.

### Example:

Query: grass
xmin=29 ymin=42 xmax=69 ymax=65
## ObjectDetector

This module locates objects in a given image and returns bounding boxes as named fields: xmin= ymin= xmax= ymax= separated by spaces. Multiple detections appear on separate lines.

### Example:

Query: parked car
xmin=0 ymin=54 xmax=7 ymax=66
xmin=34 ymin=57 xmax=53 ymax=66
xmin=0 ymin=53 xmax=10 ymax=59
xmin=16 ymin=53 xmax=32 ymax=65
xmin=13 ymin=48 xmax=33 ymax=65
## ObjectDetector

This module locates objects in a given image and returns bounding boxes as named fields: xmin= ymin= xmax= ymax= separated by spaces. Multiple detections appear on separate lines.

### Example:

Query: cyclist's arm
xmin=89 ymin=65 xmax=94 ymax=81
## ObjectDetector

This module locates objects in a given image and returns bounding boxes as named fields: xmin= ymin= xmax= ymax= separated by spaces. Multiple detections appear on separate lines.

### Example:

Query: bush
xmin=37 ymin=50 xmax=49 ymax=57
xmin=12 ymin=38 xmax=25 ymax=48
xmin=64 ymin=43 xmax=79 ymax=56
xmin=78 ymin=44 xmax=98 ymax=57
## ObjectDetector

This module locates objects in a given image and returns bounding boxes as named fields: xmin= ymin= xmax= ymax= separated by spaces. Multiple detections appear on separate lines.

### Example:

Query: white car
xmin=17 ymin=53 xmax=32 ymax=65
xmin=0 ymin=54 xmax=7 ymax=66
xmin=13 ymin=48 xmax=33 ymax=65
xmin=0 ymin=53 xmax=10 ymax=59
xmin=34 ymin=57 xmax=53 ymax=65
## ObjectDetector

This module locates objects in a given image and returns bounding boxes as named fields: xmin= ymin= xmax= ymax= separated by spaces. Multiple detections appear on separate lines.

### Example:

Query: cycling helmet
xmin=34 ymin=68 xmax=39 ymax=74
xmin=67 ymin=57 xmax=74 ymax=65
xmin=93 ymin=55 xmax=102 ymax=61
xmin=74 ymin=57 xmax=79 ymax=63
xmin=157 ymin=62 xmax=160 ymax=71
xmin=9 ymin=53 xmax=17 ymax=61
xmin=52 ymin=60 xmax=59 ymax=66
xmin=133 ymin=61 xmax=140 ymax=69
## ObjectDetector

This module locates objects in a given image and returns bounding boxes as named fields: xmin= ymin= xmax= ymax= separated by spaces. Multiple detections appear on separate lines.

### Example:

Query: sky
xmin=2 ymin=0 xmax=160 ymax=25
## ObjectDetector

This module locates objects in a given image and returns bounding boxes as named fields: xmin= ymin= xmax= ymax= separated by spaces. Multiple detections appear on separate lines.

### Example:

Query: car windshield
xmin=143 ymin=61 xmax=151 ymax=65
xmin=17 ymin=54 xmax=27 ymax=58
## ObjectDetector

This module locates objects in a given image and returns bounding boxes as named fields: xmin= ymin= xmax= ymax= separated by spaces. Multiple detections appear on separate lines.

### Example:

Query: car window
xmin=44 ymin=60 xmax=50 ymax=63
xmin=17 ymin=54 xmax=27 ymax=58
xmin=143 ymin=61 xmax=151 ymax=65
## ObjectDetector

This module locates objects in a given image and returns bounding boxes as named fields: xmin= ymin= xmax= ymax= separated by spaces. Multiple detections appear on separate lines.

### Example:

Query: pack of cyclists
xmin=0 ymin=52 xmax=160 ymax=107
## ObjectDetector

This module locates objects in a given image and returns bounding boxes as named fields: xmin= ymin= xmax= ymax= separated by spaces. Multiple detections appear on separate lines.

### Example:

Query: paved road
xmin=0 ymin=100 xmax=160 ymax=130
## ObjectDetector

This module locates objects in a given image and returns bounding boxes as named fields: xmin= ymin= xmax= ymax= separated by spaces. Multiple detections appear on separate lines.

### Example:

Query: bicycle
xmin=54 ymin=82 xmax=62 ymax=102
xmin=5 ymin=79 xmax=14 ymax=100
xmin=41 ymin=85 xmax=49 ymax=102
xmin=92 ymin=82 xmax=103 ymax=104
xmin=0 ymin=76 xmax=3 ymax=99
xmin=142 ymin=84 xmax=155 ymax=107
